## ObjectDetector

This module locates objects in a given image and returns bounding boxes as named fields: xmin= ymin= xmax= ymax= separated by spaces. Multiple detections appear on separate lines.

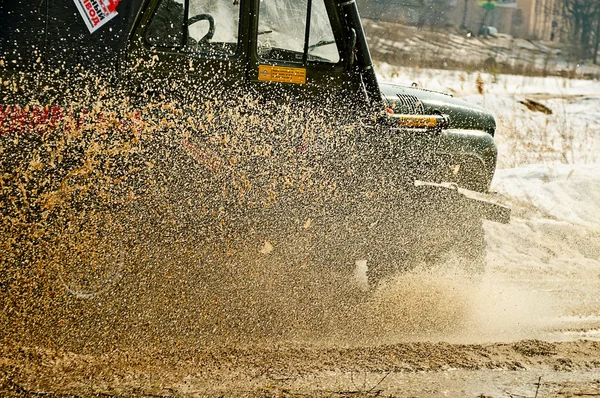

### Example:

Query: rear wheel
xmin=55 ymin=210 xmax=133 ymax=299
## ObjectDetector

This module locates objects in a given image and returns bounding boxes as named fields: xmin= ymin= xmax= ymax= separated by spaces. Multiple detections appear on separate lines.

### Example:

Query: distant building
xmin=358 ymin=0 xmax=563 ymax=40
xmin=453 ymin=0 xmax=520 ymax=35
xmin=516 ymin=0 xmax=562 ymax=40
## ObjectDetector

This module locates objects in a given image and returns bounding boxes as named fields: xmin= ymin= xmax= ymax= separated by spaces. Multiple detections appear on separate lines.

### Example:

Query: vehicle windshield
xmin=188 ymin=0 xmax=239 ymax=46
xmin=257 ymin=0 xmax=339 ymax=64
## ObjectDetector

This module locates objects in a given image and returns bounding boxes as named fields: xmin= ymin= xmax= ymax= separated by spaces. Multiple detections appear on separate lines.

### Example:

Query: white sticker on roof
xmin=72 ymin=0 xmax=120 ymax=33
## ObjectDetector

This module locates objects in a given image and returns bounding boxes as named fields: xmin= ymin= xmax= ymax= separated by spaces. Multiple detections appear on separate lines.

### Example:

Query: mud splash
xmin=1 ymin=70 xmax=559 ymax=356
xmin=2 ymin=68 xmax=600 ymax=398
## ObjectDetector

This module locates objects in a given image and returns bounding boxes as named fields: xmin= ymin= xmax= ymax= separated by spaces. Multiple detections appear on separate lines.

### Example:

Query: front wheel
xmin=365 ymin=199 xmax=487 ymax=287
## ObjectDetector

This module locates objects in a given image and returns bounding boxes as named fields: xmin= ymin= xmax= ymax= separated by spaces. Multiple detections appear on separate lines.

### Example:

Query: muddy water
xmin=2 ymin=73 xmax=600 ymax=397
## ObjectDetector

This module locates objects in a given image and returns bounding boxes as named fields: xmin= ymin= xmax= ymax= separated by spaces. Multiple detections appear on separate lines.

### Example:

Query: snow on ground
xmin=494 ymin=164 xmax=600 ymax=228
xmin=376 ymin=62 xmax=599 ymax=97
xmin=483 ymin=164 xmax=600 ymax=340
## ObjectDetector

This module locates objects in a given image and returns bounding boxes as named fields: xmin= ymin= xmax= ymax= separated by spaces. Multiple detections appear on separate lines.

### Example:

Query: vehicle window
xmin=146 ymin=0 xmax=185 ymax=47
xmin=256 ymin=0 xmax=339 ymax=64
xmin=308 ymin=0 xmax=339 ymax=64
xmin=257 ymin=0 xmax=308 ymax=63
xmin=146 ymin=0 xmax=240 ymax=56
xmin=188 ymin=0 xmax=240 ymax=55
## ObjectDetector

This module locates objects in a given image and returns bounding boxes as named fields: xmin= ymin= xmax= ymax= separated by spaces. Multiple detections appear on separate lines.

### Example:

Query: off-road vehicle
xmin=0 ymin=0 xmax=509 ymax=295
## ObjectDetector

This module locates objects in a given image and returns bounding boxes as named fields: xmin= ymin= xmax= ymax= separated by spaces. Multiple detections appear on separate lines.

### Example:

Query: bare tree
xmin=594 ymin=4 xmax=600 ymax=65
xmin=560 ymin=0 xmax=600 ymax=61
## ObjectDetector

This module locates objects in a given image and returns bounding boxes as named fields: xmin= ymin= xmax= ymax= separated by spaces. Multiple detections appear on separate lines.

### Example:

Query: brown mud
xmin=1 ymin=339 xmax=600 ymax=397
xmin=2 ymin=257 xmax=599 ymax=397
xmin=2 ymin=71 xmax=600 ymax=397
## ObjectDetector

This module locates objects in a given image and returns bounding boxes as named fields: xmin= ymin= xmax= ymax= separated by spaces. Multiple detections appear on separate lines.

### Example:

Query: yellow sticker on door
xmin=258 ymin=65 xmax=307 ymax=85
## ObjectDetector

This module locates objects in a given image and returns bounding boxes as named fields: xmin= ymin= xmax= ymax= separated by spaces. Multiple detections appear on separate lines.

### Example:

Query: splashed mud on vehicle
xmin=1 ymin=0 xmax=510 ymax=303
xmin=1 ymin=0 xmax=599 ymax=396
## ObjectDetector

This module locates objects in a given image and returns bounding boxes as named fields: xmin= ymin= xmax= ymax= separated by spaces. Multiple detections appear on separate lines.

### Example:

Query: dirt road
xmin=2 ymin=339 xmax=600 ymax=397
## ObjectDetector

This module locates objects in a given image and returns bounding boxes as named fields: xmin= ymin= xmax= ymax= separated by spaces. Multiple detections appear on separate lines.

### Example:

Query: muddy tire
xmin=54 ymin=211 xmax=135 ymax=299
xmin=365 ymin=194 xmax=487 ymax=287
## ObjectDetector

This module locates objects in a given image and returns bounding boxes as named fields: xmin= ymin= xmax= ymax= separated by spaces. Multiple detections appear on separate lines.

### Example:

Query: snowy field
xmin=378 ymin=64 xmax=600 ymax=340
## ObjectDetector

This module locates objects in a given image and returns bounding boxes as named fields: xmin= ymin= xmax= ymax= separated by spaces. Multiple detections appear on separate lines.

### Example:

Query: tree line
xmin=560 ymin=0 xmax=600 ymax=63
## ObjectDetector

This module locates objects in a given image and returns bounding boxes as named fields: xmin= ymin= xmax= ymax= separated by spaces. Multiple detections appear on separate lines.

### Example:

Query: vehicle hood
xmin=379 ymin=82 xmax=496 ymax=136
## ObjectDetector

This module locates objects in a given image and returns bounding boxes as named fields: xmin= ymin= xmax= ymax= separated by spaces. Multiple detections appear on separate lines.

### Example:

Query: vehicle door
xmin=127 ymin=0 xmax=250 ymax=95
xmin=246 ymin=0 xmax=350 ymax=104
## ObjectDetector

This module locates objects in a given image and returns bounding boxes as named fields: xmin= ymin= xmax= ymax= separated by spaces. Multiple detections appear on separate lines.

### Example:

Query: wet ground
xmin=2 ymin=339 xmax=600 ymax=397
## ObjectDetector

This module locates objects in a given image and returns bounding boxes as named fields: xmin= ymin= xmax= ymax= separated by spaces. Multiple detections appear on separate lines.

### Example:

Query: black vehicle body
xmin=1 ymin=0 xmax=509 ymax=287
xmin=1 ymin=0 xmax=498 ymax=192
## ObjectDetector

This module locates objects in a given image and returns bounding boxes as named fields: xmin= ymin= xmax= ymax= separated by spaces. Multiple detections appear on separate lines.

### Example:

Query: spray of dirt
xmin=330 ymin=260 xmax=559 ymax=346
xmin=0 ymin=64 xmax=559 ymax=359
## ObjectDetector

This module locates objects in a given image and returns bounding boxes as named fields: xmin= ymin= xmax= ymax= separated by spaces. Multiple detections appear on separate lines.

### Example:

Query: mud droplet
xmin=260 ymin=241 xmax=274 ymax=255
